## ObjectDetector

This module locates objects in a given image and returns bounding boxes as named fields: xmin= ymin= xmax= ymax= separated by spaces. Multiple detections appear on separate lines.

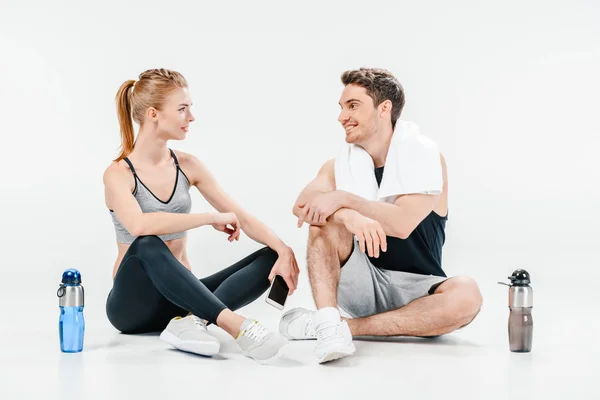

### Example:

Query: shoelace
xmin=316 ymin=322 xmax=340 ymax=342
xmin=244 ymin=321 xmax=269 ymax=342
xmin=190 ymin=315 xmax=208 ymax=330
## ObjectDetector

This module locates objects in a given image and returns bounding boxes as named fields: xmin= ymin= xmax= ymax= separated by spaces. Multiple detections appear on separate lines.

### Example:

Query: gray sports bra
xmin=109 ymin=149 xmax=192 ymax=244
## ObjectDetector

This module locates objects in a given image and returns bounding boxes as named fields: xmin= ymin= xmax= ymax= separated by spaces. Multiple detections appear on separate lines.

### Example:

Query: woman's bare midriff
xmin=112 ymin=235 xmax=191 ymax=279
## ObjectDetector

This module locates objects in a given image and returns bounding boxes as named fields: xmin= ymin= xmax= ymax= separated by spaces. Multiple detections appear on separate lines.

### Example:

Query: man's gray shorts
xmin=337 ymin=239 xmax=449 ymax=319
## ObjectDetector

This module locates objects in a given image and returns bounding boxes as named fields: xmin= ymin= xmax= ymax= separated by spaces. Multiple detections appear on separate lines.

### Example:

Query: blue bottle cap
xmin=62 ymin=269 xmax=82 ymax=285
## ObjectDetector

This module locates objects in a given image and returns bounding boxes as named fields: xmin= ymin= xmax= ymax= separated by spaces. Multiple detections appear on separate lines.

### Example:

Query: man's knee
xmin=308 ymin=222 xmax=353 ymax=261
xmin=309 ymin=222 xmax=351 ymax=243
xmin=436 ymin=276 xmax=483 ymax=326
xmin=309 ymin=222 xmax=339 ymax=238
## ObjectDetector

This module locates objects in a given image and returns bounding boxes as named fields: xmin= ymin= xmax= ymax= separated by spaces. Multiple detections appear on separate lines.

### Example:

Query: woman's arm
xmin=180 ymin=152 xmax=300 ymax=292
xmin=103 ymin=163 xmax=236 ymax=237
xmin=182 ymin=154 xmax=289 ymax=253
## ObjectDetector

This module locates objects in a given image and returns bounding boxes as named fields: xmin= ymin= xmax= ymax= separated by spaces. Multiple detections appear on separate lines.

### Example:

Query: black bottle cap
xmin=508 ymin=269 xmax=530 ymax=286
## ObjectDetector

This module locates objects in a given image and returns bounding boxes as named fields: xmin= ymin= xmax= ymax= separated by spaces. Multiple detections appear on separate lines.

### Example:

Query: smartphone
xmin=265 ymin=275 xmax=289 ymax=310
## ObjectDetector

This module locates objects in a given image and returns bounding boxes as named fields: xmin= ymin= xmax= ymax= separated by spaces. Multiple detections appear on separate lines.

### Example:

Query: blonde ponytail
xmin=114 ymin=80 xmax=136 ymax=161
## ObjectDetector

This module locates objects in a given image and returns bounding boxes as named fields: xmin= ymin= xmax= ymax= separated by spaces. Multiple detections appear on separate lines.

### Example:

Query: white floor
xmin=2 ymin=278 xmax=598 ymax=400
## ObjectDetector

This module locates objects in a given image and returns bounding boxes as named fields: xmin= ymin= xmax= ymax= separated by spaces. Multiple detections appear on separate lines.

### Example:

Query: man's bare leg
xmin=346 ymin=277 xmax=483 ymax=337
xmin=300 ymin=222 xmax=357 ymax=363
xmin=306 ymin=222 xmax=353 ymax=309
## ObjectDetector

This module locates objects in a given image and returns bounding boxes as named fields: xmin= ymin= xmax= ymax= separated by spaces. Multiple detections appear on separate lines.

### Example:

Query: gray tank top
xmin=109 ymin=149 xmax=192 ymax=244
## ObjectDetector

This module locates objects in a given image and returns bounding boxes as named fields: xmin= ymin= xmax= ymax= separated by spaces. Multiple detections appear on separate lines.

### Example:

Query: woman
xmin=104 ymin=68 xmax=299 ymax=364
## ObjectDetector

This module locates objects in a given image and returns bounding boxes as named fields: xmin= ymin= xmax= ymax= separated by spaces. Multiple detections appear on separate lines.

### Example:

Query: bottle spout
xmin=509 ymin=269 xmax=531 ymax=286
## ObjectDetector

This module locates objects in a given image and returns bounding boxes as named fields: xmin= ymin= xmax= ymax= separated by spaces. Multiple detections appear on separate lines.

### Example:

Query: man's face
xmin=337 ymin=84 xmax=380 ymax=145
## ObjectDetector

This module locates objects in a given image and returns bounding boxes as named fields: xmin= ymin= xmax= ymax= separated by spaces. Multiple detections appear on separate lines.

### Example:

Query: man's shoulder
xmin=319 ymin=158 xmax=335 ymax=176
xmin=396 ymin=120 xmax=439 ymax=148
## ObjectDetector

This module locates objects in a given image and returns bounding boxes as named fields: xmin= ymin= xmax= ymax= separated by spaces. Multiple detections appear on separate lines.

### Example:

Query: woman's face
xmin=154 ymin=87 xmax=195 ymax=140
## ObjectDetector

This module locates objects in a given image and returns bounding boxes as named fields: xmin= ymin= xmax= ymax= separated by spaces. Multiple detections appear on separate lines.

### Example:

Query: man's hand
xmin=211 ymin=212 xmax=241 ymax=242
xmin=296 ymin=191 xmax=345 ymax=227
xmin=340 ymin=209 xmax=387 ymax=258
xmin=268 ymin=246 xmax=300 ymax=295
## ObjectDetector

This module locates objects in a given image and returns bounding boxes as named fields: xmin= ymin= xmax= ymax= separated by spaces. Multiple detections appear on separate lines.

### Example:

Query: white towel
xmin=334 ymin=120 xmax=443 ymax=204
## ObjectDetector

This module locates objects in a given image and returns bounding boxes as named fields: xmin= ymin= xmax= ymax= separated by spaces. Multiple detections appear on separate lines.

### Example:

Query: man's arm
xmin=296 ymin=170 xmax=390 ymax=258
xmin=293 ymin=159 xmax=335 ymax=222
xmin=339 ymin=193 xmax=439 ymax=239
xmin=296 ymin=163 xmax=439 ymax=239
xmin=299 ymin=153 xmax=446 ymax=239
xmin=334 ymin=153 xmax=447 ymax=239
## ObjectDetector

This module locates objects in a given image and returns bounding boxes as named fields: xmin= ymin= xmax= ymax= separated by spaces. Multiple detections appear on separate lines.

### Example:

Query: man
xmin=278 ymin=68 xmax=482 ymax=363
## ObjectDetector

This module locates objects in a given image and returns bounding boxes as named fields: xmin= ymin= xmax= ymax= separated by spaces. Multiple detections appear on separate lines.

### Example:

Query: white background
xmin=0 ymin=0 xmax=599 ymax=399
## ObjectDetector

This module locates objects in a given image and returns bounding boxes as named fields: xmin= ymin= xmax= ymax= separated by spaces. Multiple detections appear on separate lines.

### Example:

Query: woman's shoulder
xmin=170 ymin=149 xmax=212 ymax=186
xmin=171 ymin=149 xmax=207 ymax=170
xmin=102 ymin=159 xmax=134 ymax=186
xmin=171 ymin=149 xmax=199 ymax=164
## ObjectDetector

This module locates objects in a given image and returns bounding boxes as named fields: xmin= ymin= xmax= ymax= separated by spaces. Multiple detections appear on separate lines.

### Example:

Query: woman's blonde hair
xmin=114 ymin=68 xmax=188 ymax=161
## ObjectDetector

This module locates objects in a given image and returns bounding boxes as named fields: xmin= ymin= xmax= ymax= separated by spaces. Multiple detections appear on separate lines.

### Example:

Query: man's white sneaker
xmin=160 ymin=314 xmax=220 ymax=356
xmin=236 ymin=318 xmax=289 ymax=364
xmin=279 ymin=307 xmax=317 ymax=340
xmin=313 ymin=307 xmax=355 ymax=363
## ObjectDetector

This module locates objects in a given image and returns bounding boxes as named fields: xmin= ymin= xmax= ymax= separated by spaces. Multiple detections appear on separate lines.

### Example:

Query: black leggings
xmin=106 ymin=235 xmax=277 ymax=334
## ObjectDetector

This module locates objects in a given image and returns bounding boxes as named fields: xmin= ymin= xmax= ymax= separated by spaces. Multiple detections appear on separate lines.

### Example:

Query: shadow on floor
xmin=83 ymin=331 xmax=161 ymax=351
xmin=353 ymin=333 xmax=482 ymax=347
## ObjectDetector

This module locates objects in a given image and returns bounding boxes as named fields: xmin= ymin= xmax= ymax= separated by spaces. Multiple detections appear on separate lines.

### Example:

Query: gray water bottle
xmin=499 ymin=269 xmax=533 ymax=352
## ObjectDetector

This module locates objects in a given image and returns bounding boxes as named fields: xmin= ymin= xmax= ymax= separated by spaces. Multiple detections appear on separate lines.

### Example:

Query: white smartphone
xmin=265 ymin=275 xmax=289 ymax=310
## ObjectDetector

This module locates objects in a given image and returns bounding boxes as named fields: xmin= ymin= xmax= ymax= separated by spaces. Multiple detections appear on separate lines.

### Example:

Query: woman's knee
xmin=131 ymin=235 xmax=162 ymax=247
xmin=129 ymin=235 xmax=167 ymax=256
xmin=257 ymin=246 xmax=278 ymax=260
xmin=256 ymin=247 xmax=278 ymax=272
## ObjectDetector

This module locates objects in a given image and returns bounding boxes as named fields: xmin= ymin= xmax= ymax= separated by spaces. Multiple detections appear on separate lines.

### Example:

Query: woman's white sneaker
xmin=160 ymin=315 xmax=220 ymax=356
xmin=236 ymin=319 xmax=289 ymax=364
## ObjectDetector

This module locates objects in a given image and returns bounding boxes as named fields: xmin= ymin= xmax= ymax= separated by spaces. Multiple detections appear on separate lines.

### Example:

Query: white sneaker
xmin=279 ymin=307 xmax=317 ymax=340
xmin=236 ymin=318 xmax=289 ymax=364
xmin=313 ymin=307 xmax=355 ymax=363
xmin=160 ymin=314 xmax=220 ymax=356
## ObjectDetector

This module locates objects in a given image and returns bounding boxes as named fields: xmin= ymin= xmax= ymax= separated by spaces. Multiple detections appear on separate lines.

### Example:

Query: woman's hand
xmin=268 ymin=246 xmax=300 ymax=295
xmin=211 ymin=212 xmax=241 ymax=242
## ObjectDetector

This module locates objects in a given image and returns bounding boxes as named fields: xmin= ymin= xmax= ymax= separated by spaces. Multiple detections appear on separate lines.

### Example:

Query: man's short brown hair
xmin=341 ymin=68 xmax=405 ymax=129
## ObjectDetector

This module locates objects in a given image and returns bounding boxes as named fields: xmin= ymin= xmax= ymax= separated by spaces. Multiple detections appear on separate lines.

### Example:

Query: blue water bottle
xmin=57 ymin=269 xmax=85 ymax=352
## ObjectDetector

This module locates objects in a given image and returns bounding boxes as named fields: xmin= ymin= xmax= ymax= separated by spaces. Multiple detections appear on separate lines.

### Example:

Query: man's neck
xmin=360 ymin=126 xmax=394 ymax=168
